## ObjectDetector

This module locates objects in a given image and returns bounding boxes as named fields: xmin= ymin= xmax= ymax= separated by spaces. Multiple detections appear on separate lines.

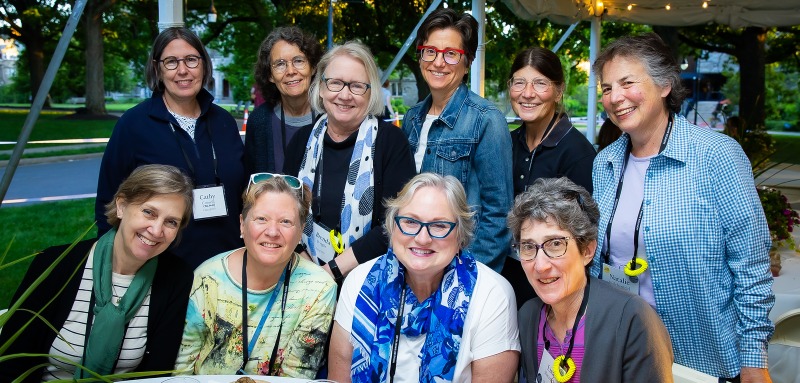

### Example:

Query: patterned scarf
xmin=76 ymin=228 xmax=157 ymax=378
xmin=350 ymin=248 xmax=478 ymax=382
xmin=298 ymin=115 xmax=377 ymax=261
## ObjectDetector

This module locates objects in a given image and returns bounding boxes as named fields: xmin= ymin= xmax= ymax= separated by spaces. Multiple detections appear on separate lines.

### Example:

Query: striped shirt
xmin=43 ymin=248 xmax=151 ymax=381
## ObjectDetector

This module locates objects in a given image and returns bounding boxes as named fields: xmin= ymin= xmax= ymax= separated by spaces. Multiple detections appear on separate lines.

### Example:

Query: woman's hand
xmin=322 ymin=247 xmax=359 ymax=279
xmin=740 ymin=367 xmax=772 ymax=383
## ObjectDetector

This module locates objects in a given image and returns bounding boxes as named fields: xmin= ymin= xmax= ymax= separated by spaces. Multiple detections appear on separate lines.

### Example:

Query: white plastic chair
xmin=772 ymin=308 xmax=800 ymax=347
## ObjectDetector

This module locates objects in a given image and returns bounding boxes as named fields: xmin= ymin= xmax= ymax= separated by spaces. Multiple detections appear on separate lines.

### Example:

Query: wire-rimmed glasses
xmin=508 ymin=77 xmax=553 ymax=93
xmin=272 ymin=56 xmax=308 ymax=74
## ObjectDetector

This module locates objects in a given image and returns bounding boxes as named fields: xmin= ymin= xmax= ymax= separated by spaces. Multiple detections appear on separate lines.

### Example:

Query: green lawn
xmin=0 ymin=110 xmax=116 ymax=149
xmin=0 ymin=199 xmax=97 ymax=309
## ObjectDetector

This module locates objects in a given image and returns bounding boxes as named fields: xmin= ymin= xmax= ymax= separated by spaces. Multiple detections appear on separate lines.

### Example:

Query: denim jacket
xmin=402 ymin=84 xmax=513 ymax=272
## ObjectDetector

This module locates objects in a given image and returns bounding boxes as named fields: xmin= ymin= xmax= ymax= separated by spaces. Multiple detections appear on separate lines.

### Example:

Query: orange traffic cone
xmin=242 ymin=105 xmax=249 ymax=131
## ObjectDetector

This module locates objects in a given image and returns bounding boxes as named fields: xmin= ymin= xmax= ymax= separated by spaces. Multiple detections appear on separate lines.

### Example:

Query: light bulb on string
xmin=665 ymin=4 xmax=671 ymax=10
xmin=703 ymin=1 xmax=708 ymax=8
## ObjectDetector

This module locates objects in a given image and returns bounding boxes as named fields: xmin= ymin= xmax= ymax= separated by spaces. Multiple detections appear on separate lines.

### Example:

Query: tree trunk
xmin=653 ymin=26 xmax=682 ymax=64
xmin=25 ymin=38 xmax=51 ymax=108
xmin=737 ymin=27 xmax=766 ymax=128
xmin=84 ymin=0 xmax=113 ymax=115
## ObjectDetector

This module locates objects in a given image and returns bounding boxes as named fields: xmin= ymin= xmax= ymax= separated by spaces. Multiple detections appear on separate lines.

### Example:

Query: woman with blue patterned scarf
xmin=327 ymin=173 xmax=520 ymax=383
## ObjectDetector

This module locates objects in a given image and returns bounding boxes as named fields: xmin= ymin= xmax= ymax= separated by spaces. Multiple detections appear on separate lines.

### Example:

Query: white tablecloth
xmin=123 ymin=376 xmax=313 ymax=383
xmin=769 ymin=249 xmax=800 ymax=383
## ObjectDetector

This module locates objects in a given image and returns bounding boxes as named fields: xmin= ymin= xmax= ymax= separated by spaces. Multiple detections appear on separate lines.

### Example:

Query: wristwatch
xmin=328 ymin=258 xmax=344 ymax=283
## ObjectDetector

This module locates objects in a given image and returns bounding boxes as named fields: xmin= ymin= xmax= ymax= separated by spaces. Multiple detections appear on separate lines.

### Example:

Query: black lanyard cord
xmin=525 ymin=113 xmax=559 ymax=176
xmin=169 ymin=118 xmax=221 ymax=186
xmin=541 ymin=279 xmax=591 ymax=371
xmin=600 ymin=115 xmax=674 ymax=271
xmin=389 ymin=280 xmax=407 ymax=383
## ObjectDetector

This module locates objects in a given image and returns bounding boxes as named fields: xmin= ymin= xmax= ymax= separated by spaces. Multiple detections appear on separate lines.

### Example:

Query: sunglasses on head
xmin=246 ymin=173 xmax=303 ymax=196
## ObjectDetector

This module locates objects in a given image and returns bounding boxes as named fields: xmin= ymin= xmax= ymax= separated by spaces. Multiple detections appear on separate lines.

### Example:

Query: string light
xmin=702 ymin=1 xmax=708 ymax=8
xmin=627 ymin=4 xmax=634 ymax=10
xmin=665 ymin=4 xmax=671 ymax=10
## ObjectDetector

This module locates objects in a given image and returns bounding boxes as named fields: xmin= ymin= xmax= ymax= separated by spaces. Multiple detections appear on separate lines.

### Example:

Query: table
xmin=768 ymin=247 xmax=800 ymax=383
xmin=123 ymin=376 xmax=314 ymax=383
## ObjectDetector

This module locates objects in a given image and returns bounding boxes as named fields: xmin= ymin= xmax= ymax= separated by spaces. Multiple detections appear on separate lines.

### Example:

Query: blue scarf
xmin=351 ymin=248 xmax=478 ymax=382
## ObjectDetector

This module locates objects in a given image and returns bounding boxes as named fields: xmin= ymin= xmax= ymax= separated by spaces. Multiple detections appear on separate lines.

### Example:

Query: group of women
xmin=0 ymin=5 xmax=774 ymax=383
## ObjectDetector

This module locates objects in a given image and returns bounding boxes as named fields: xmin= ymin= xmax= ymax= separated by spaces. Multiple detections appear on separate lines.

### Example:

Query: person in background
xmin=245 ymin=26 xmax=323 ymax=175
xmin=284 ymin=41 xmax=415 ymax=284
xmin=328 ymin=173 xmax=520 ymax=383
xmin=381 ymin=80 xmax=395 ymax=120
xmin=595 ymin=118 xmax=622 ymax=151
xmin=96 ymin=27 xmax=245 ymax=269
xmin=0 ymin=164 xmax=194 ymax=382
xmin=509 ymin=177 xmax=673 ymax=383
xmin=592 ymin=33 xmax=773 ymax=382
xmin=401 ymin=8 xmax=513 ymax=273
xmin=502 ymin=46 xmax=596 ymax=308
xmin=175 ymin=174 xmax=336 ymax=378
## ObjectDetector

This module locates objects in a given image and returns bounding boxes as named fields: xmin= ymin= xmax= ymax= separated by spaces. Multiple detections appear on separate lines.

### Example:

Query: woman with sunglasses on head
xmin=174 ymin=174 xmax=336 ymax=377
xmin=502 ymin=47 xmax=597 ymax=309
xmin=401 ymin=8 xmax=513 ymax=274
xmin=509 ymin=177 xmax=672 ymax=383
xmin=96 ymin=27 xmax=246 ymax=269
xmin=328 ymin=173 xmax=520 ymax=383
xmin=283 ymin=41 xmax=415 ymax=284
xmin=245 ymin=26 xmax=323 ymax=176
xmin=0 ymin=164 xmax=194 ymax=382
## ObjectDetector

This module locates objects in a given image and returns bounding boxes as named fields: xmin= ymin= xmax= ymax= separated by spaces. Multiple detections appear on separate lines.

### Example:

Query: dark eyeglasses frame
xmin=513 ymin=237 xmax=573 ymax=262
xmin=321 ymin=76 xmax=371 ymax=96
xmin=156 ymin=55 xmax=202 ymax=70
xmin=394 ymin=216 xmax=457 ymax=239
xmin=417 ymin=45 xmax=465 ymax=65
xmin=247 ymin=173 xmax=303 ymax=197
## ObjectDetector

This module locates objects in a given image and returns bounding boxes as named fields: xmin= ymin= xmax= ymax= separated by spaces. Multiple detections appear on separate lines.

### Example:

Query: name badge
xmin=536 ymin=348 xmax=559 ymax=383
xmin=192 ymin=185 xmax=228 ymax=220
xmin=602 ymin=262 xmax=639 ymax=295
xmin=311 ymin=220 xmax=337 ymax=264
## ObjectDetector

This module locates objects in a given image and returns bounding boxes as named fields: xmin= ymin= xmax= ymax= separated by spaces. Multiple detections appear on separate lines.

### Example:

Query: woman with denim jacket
xmin=401 ymin=8 xmax=513 ymax=273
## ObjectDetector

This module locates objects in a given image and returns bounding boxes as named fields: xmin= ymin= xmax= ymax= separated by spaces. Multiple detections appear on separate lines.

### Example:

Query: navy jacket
xmin=95 ymin=89 xmax=245 ymax=268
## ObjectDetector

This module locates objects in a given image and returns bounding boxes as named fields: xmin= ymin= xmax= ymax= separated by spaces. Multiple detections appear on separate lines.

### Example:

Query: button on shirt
xmin=590 ymin=114 xmax=774 ymax=378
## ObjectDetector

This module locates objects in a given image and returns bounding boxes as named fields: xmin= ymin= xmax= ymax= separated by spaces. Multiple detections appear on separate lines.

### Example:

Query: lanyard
xmin=524 ymin=114 xmax=559 ymax=177
xmin=169 ymin=119 xmax=221 ymax=185
xmin=600 ymin=115 xmax=673 ymax=274
xmin=389 ymin=280 xmax=408 ymax=383
xmin=279 ymin=104 xmax=316 ymax=153
xmin=238 ymin=251 xmax=293 ymax=375
xmin=312 ymin=125 xmax=347 ymax=234
xmin=541 ymin=278 xmax=590 ymax=380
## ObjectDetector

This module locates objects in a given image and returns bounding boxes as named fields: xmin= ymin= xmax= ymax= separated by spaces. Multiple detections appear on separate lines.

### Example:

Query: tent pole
xmin=0 ymin=0 xmax=89 ymax=207
xmin=470 ymin=0 xmax=486 ymax=96
xmin=379 ymin=0 xmax=443 ymax=84
xmin=587 ymin=17 xmax=601 ymax=144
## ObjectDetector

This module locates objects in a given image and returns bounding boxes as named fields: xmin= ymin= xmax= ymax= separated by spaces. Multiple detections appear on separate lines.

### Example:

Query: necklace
xmin=543 ymin=279 xmax=590 ymax=383
xmin=111 ymin=283 xmax=122 ymax=304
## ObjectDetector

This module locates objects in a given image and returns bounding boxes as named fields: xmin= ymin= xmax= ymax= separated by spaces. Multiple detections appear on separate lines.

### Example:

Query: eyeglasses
xmin=157 ymin=55 xmax=202 ymax=70
xmin=272 ymin=56 xmax=308 ymax=74
xmin=508 ymin=77 xmax=553 ymax=93
xmin=417 ymin=45 xmax=465 ymax=65
xmin=513 ymin=237 xmax=573 ymax=261
xmin=247 ymin=172 xmax=303 ymax=196
xmin=394 ymin=216 xmax=457 ymax=239
xmin=322 ymin=76 xmax=371 ymax=96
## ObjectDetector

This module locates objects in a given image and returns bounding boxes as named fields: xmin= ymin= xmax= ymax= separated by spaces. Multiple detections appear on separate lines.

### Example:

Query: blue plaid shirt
xmin=591 ymin=114 xmax=774 ymax=378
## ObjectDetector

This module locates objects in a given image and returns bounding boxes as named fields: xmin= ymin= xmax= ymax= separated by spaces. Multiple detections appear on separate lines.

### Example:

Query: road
xmin=0 ymin=157 xmax=101 ymax=207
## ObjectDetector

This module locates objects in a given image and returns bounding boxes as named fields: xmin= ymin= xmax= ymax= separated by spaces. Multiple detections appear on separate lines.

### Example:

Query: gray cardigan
xmin=518 ymin=278 xmax=674 ymax=382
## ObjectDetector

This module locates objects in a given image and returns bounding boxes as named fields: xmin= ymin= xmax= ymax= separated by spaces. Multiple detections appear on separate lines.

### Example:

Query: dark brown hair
xmin=254 ymin=26 xmax=323 ymax=106
xmin=145 ymin=27 xmax=213 ymax=93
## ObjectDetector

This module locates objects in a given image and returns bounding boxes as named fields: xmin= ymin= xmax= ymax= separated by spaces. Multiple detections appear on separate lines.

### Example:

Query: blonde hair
xmin=309 ymin=41 xmax=384 ymax=117
xmin=241 ymin=176 xmax=312 ymax=225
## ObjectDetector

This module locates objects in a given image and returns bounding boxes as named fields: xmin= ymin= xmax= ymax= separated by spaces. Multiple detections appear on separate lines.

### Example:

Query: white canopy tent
xmin=493 ymin=0 xmax=800 ymax=141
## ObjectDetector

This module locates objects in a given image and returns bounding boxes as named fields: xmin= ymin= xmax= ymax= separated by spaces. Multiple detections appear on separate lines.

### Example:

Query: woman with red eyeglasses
xmin=401 ymin=8 xmax=513 ymax=275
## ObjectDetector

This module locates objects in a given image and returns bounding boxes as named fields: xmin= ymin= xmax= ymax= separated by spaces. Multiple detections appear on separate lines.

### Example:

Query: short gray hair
xmin=592 ymin=33 xmax=688 ymax=114
xmin=384 ymin=173 xmax=475 ymax=250
xmin=309 ymin=41 xmax=384 ymax=117
xmin=507 ymin=177 xmax=599 ymax=253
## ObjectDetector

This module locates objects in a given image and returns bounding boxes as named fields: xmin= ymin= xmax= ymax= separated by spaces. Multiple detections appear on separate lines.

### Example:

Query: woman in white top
xmin=328 ymin=173 xmax=520 ymax=383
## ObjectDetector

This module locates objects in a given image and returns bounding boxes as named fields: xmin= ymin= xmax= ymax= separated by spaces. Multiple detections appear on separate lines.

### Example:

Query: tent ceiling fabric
xmin=501 ymin=0 xmax=800 ymax=29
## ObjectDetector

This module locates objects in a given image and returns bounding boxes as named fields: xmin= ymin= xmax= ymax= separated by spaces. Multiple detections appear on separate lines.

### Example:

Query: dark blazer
xmin=518 ymin=278 xmax=674 ymax=383
xmin=0 ymin=239 xmax=193 ymax=382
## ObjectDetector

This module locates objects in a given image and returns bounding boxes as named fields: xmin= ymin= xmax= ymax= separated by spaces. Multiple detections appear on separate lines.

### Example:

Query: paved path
xmin=0 ymin=157 xmax=101 ymax=206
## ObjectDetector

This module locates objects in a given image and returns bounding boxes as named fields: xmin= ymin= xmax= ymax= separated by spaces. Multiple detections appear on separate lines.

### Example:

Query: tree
xmin=0 ymin=0 xmax=69 ymax=107
xmin=84 ymin=0 xmax=116 ymax=115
